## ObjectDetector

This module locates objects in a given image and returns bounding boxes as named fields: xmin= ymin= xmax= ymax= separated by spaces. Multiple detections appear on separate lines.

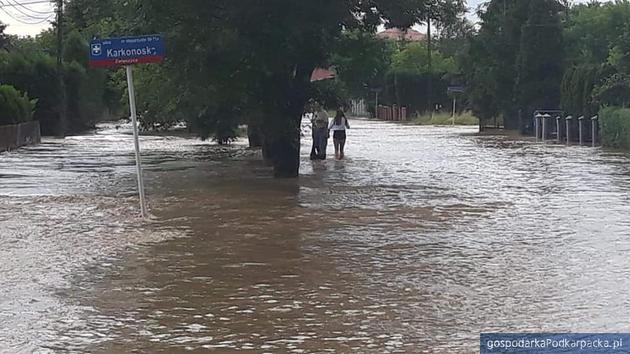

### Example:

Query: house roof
xmin=310 ymin=68 xmax=336 ymax=82
xmin=376 ymin=28 xmax=426 ymax=42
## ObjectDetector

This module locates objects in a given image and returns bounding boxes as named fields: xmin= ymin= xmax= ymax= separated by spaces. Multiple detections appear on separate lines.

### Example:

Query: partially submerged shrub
xmin=0 ymin=84 xmax=36 ymax=125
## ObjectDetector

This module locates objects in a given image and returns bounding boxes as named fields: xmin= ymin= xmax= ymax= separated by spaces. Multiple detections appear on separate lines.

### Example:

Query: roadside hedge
xmin=0 ymin=84 xmax=36 ymax=126
xmin=599 ymin=106 xmax=630 ymax=149
xmin=0 ymin=34 xmax=117 ymax=135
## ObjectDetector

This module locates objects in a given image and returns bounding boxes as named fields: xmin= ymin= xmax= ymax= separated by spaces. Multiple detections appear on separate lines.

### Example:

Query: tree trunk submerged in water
xmin=261 ymin=64 xmax=313 ymax=178
xmin=261 ymin=111 xmax=302 ymax=178
xmin=266 ymin=128 xmax=301 ymax=178
xmin=248 ymin=122 xmax=263 ymax=148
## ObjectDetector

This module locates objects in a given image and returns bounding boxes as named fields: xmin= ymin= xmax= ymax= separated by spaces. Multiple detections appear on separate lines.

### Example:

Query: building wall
xmin=0 ymin=121 xmax=42 ymax=151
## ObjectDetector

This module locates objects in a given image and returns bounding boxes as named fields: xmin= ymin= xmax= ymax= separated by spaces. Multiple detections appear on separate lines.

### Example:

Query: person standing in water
xmin=329 ymin=109 xmax=350 ymax=160
xmin=311 ymin=105 xmax=330 ymax=160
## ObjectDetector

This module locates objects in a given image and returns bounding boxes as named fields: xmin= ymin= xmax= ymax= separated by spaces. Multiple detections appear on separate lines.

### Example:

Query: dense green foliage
xmin=386 ymin=42 xmax=457 ymax=113
xmin=560 ymin=1 xmax=630 ymax=118
xmin=326 ymin=30 xmax=465 ymax=116
xmin=118 ymin=0 xmax=466 ymax=176
xmin=4 ymin=0 xmax=630 ymax=176
xmin=599 ymin=106 xmax=630 ymax=149
xmin=0 ymin=23 xmax=118 ymax=135
xmin=0 ymin=22 xmax=7 ymax=51
xmin=0 ymin=45 xmax=115 ymax=135
xmin=561 ymin=64 xmax=605 ymax=118
xmin=0 ymin=85 xmax=36 ymax=126
xmin=465 ymin=0 xmax=564 ymax=130
xmin=0 ymin=52 xmax=59 ymax=133
xmin=331 ymin=31 xmax=394 ymax=101
xmin=465 ymin=0 xmax=529 ymax=128
xmin=516 ymin=0 xmax=564 ymax=122
xmin=555 ymin=0 xmax=630 ymax=146
xmin=2 ymin=1 xmax=468 ymax=175
xmin=563 ymin=1 xmax=630 ymax=68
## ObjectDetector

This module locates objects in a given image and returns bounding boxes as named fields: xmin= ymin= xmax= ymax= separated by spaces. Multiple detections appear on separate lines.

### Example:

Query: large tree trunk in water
xmin=266 ymin=127 xmax=300 ymax=178
xmin=261 ymin=111 xmax=302 ymax=177
xmin=261 ymin=137 xmax=273 ymax=165
xmin=248 ymin=123 xmax=263 ymax=148
xmin=261 ymin=63 xmax=313 ymax=178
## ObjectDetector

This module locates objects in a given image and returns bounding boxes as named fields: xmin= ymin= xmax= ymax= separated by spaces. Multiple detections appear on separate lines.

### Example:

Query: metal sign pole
xmin=125 ymin=65 xmax=148 ymax=218
xmin=90 ymin=35 xmax=164 ymax=219
xmin=452 ymin=97 xmax=456 ymax=125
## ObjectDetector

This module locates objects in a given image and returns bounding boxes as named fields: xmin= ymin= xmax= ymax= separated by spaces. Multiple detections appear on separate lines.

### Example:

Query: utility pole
xmin=371 ymin=88 xmax=382 ymax=119
xmin=375 ymin=90 xmax=379 ymax=119
xmin=56 ymin=0 xmax=67 ymax=137
xmin=427 ymin=11 xmax=433 ymax=116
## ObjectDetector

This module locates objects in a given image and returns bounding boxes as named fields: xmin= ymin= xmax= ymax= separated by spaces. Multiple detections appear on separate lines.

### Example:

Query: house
xmin=310 ymin=67 xmax=336 ymax=82
xmin=376 ymin=28 xmax=426 ymax=42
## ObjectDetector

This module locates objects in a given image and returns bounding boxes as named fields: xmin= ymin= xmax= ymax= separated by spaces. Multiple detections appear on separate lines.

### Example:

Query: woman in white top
xmin=328 ymin=109 xmax=350 ymax=160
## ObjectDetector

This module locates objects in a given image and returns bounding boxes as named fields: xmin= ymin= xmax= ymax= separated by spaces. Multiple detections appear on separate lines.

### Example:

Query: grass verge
xmin=411 ymin=111 xmax=479 ymax=126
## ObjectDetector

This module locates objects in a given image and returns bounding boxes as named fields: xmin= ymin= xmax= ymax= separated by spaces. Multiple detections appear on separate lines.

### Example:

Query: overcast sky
xmin=470 ymin=0 xmax=610 ymax=17
xmin=0 ymin=0 xmax=55 ymax=36
xmin=0 ymin=0 xmax=608 ymax=37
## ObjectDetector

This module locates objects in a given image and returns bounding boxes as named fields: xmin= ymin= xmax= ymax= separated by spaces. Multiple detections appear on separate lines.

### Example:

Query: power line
xmin=0 ymin=0 xmax=53 ymax=21
xmin=0 ymin=6 xmax=53 ymax=24
xmin=0 ymin=0 xmax=54 ymax=18
xmin=5 ymin=0 xmax=53 ymax=15
xmin=0 ymin=11 xmax=53 ymax=25
xmin=0 ymin=0 xmax=53 ymax=25
xmin=0 ymin=1 xmax=53 ymax=21
xmin=0 ymin=0 xmax=52 ymax=8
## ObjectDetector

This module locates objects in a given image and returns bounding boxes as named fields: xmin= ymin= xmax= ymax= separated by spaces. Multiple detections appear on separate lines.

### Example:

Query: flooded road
xmin=2 ymin=119 xmax=630 ymax=352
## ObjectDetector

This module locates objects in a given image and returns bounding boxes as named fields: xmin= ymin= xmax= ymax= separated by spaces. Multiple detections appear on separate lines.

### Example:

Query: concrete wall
xmin=0 ymin=121 xmax=41 ymax=151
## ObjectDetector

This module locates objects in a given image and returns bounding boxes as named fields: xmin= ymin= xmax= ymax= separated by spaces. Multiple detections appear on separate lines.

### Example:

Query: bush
xmin=599 ymin=106 xmax=630 ymax=149
xmin=0 ymin=49 xmax=114 ymax=135
xmin=0 ymin=84 xmax=36 ymax=125
xmin=0 ymin=52 xmax=60 ymax=133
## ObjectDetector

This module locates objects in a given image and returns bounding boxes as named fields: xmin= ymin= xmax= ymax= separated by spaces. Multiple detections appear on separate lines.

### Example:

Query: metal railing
xmin=533 ymin=112 xmax=598 ymax=147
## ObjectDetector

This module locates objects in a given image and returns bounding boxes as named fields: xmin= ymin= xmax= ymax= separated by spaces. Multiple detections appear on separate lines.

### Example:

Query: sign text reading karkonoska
xmin=89 ymin=35 xmax=165 ymax=68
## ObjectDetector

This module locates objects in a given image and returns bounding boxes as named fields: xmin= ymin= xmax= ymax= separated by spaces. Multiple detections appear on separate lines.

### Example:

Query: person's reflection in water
xmin=333 ymin=159 xmax=346 ymax=171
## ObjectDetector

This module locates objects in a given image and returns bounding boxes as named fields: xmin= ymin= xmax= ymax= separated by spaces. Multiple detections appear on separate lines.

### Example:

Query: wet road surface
xmin=1 ymin=120 xmax=630 ymax=352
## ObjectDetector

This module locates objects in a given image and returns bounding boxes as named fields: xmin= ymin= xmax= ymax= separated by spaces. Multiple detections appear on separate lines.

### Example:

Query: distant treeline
xmin=465 ymin=0 xmax=630 ymax=140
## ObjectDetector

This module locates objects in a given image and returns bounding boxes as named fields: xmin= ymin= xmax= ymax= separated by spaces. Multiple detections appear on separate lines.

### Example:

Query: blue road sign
xmin=447 ymin=86 xmax=465 ymax=93
xmin=89 ymin=35 xmax=165 ymax=68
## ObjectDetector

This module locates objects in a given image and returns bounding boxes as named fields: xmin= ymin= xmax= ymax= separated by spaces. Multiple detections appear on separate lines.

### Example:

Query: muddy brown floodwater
xmin=1 ymin=119 xmax=630 ymax=353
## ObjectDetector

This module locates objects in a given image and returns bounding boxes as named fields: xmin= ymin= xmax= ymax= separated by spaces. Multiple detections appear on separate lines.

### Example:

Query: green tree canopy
xmin=561 ymin=1 xmax=630 ymax=116
xmin=564 ymin=1 xmax=630 ymax=67
xmin=331 ymin=31 xmax=395 ymax=99
xmin=465 ymin=0 xmax=565 ymax=130
xmin=391 ymin=42 xmax=456 ymax=76
xmin=516 ymin=0 xmax=564 ymax=120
